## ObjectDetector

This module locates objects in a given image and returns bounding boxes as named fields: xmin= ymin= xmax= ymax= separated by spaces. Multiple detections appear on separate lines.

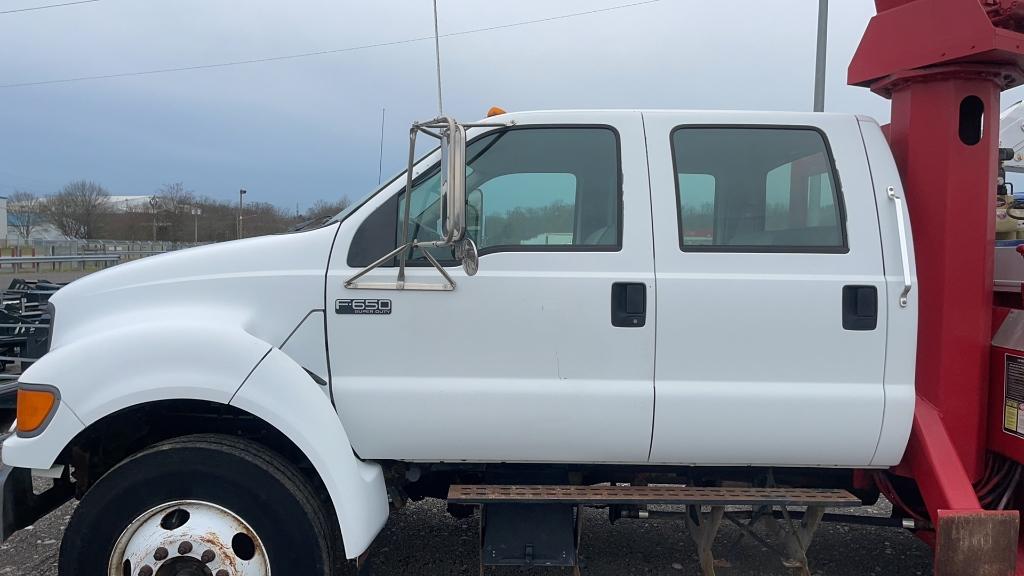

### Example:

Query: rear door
xmin=644 ymin=112 xmax=888 ymax=466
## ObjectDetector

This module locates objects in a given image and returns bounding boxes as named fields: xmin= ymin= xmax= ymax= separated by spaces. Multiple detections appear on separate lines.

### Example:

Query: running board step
xmin=448 ymin=484 xmax=862 ymax=507
xmin=450 ymin=484 xmax=862 ymax=575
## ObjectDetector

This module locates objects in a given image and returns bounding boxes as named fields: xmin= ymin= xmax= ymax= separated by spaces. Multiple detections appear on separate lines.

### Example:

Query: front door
xmin=643 ymin=112 xmax=888 ymax=466
xmin=326 ymin=113 xmax=656 ymax=463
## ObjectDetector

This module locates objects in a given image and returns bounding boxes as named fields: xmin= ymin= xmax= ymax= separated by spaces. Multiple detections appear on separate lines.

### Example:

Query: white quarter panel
xmin=858 ymin=117 xmax=917 ymax=466
xmin=645 ymin=111 xmax=887 ymax=466
xmin=327 ymin=111 xmax=656 ymax=463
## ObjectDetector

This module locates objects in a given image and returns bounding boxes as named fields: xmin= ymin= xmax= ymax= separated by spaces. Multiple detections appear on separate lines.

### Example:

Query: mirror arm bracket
xmin=344 ymin=240 xmax=456 ymax=291
xmin=397 ymin=125 xmax=420 ymax=285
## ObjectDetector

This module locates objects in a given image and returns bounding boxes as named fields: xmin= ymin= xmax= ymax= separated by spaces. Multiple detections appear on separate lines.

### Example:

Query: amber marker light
xmin=486 ymin=106 xmax=507 ymax=117
xmin=16 ymin=386 xmax=58 ymax=435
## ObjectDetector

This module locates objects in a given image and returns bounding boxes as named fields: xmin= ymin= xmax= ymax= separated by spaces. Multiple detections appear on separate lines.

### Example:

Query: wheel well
xmin=59 ymin=399 xmax=337 ymax=520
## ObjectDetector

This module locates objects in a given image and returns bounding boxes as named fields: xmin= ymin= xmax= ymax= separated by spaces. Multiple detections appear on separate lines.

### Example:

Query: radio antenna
xmin=377 ymin=107 xmax=386 ymax=184
xmin=432 ymin=0 xmax=444 ymax=116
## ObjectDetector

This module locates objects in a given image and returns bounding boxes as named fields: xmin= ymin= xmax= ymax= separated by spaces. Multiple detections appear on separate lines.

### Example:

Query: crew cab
xmin=0 ymin=110 xmax=916 ymax=575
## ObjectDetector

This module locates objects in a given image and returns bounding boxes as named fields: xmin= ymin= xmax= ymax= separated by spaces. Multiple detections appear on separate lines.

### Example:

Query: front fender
xmin=1 ymin=321 xmax=272 ymax=468
xmin=2 ymin=321 xmax=389 ymax=559
xmin=231 ymin=348 xmax=389 ymax=558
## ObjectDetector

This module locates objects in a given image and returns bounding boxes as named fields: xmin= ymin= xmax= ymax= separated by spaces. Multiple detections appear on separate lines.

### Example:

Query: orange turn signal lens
xmin=16 ymin=387 xmax=57 ymax=434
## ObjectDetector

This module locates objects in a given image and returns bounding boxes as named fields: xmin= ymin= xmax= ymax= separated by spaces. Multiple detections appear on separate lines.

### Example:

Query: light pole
xmin=238 ymin=188 xmax=247 ymax=239
xmin=813 ymin=0 xmax=828 ymax=112
xmin=149 ymin=196 xmax=161 ymax=242
xmin=810 ymin=0 xmax=829 ymax=212
xmin=191 ymin=206 xmax=202 ymax=243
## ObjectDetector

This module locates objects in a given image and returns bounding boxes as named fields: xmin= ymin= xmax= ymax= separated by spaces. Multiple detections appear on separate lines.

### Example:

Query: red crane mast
xmin=851 ymin=1 xmax=1024 ymax=572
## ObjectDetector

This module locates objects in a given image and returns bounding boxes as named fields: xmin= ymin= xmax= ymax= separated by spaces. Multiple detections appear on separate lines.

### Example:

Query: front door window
xmin=393 ymin=127 xmax=621 ymax=262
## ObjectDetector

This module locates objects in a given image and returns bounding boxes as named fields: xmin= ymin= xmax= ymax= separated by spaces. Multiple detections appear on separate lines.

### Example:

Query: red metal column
xmin=850 ymin=1 xmax=1024 ymax=572
xmin=885 ymin=69 xmax=1002 ymax=481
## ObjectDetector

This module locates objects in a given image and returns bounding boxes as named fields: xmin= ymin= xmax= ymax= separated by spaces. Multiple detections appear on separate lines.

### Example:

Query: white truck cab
xmin=0 ymin=109 xmax=916 ymax=576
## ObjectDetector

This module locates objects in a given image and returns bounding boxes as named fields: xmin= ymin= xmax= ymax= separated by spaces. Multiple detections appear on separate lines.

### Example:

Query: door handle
xmin=612 ymin=283 xmax=646 ymax=327
xmin=887 ymin=185 xmax=913 ymax=308
xmin=842 ymin=285 xmax=878 ymax=331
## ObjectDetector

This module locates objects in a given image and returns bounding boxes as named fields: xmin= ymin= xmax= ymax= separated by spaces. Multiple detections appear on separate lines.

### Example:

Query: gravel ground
xmin=0 ymin=268 xmax=937 ymax=575
xmin=0 ymin=474 xmax=934 ymax=575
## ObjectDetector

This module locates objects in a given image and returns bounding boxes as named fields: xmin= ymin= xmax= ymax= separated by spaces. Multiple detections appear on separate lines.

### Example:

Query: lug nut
xmin=138 ymin=566 xmax=154 ymax=576
xmin=153 ymin=547 xmax=168 ymax=561
xmin=201 ymin=549 xmax=216 ymax=563
xmin=177 ymin=541 xmax=193 ymax=555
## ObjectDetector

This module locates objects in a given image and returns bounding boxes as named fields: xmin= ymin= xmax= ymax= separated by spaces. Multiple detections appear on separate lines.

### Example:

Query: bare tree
xmin=155 ymin=182 xmax=194 ymax=211
xmin=41 ymin=180 xmax=111 ymax=239
xmin=304 ymin=198 xmax=351 ymax=221
xmin=150 ymin=182 xmax=196 ymax=241
xmin=8 ymin=190 xmax=43 ymax=241
xmin=34 ymin=180 xmax=329 ymax=242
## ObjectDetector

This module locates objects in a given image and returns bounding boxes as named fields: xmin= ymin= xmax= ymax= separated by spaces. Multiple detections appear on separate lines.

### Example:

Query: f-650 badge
xmin=336 ymin=299 xmax=392 ymax=315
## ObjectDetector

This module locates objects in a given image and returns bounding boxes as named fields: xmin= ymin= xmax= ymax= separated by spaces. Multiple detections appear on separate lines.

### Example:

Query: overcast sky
xmin=2 ymin=0 xmax=1023 ymax=212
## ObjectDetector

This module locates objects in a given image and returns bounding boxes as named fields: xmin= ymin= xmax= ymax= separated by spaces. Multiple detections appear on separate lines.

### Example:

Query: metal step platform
xmin=448 ymin=484 xmax=863 ymax=576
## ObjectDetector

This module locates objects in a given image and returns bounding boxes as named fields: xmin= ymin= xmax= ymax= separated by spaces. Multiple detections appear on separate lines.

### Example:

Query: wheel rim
xmin=108 ymin=500 xmax=270 ymax=576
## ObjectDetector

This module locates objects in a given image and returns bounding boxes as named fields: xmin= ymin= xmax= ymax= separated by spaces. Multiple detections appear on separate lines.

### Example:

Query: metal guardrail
xmin=90 ymin=250 xmax=169 ymax=256
xmin=0 ymin=242 xmax=201 ymax=269
xmin=0 ymin=255 xmax=122 ymax=272
xmin=0 ymin=256 xmax=121 ymax=264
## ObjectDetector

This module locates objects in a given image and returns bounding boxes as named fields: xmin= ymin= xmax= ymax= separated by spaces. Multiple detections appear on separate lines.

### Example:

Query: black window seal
xmin=377 ymin=123 xmax=625 ymax=267
xmin=669 ymin=124 xmax=850 ymax=255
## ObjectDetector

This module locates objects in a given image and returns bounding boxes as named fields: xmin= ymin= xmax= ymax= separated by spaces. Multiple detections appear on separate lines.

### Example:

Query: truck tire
xmin=58 ymin=433 xmax=344 ymax=576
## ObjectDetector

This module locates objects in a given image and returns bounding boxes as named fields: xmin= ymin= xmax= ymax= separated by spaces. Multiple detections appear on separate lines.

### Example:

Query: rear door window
xmin=672 ymin=127 xmax=846 ymax=253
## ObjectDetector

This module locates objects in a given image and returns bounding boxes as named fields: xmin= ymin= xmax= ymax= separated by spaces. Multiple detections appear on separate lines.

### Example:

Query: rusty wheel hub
xmin=107 ymin=500 xmax=269 ymax=576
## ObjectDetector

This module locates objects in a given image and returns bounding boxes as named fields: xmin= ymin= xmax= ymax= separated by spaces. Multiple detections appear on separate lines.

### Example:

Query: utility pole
xmin=813 ymin=0 xmax=828 ymax=112
xmin=238 ymin=188 xmax=247 ymax=239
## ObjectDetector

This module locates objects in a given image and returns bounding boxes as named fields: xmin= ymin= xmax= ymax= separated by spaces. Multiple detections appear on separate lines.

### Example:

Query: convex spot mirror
xmin=457 ymin=237 xmax=478 ymax=276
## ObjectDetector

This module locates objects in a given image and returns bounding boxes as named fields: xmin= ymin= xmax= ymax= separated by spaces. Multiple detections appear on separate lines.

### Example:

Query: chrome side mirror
xmin=439 ymin=122 xmax=467 ymax=244
xmin=345 ymin=116 xmax=507 ymax=291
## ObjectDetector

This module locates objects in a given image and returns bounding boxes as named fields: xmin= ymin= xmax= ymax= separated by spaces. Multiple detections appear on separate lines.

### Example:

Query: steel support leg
xmin=683 ymin=505 xmax=725 ymax=576
xmin=725 ymin=507 xmax=840 ymax=575
xmin=778 ymin=506 xmax=823 ymax=576
xmin=573 ymin=504 xmax=583 ymax=576
xmin=907 ymin=400 xmax=1020 ymax=575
